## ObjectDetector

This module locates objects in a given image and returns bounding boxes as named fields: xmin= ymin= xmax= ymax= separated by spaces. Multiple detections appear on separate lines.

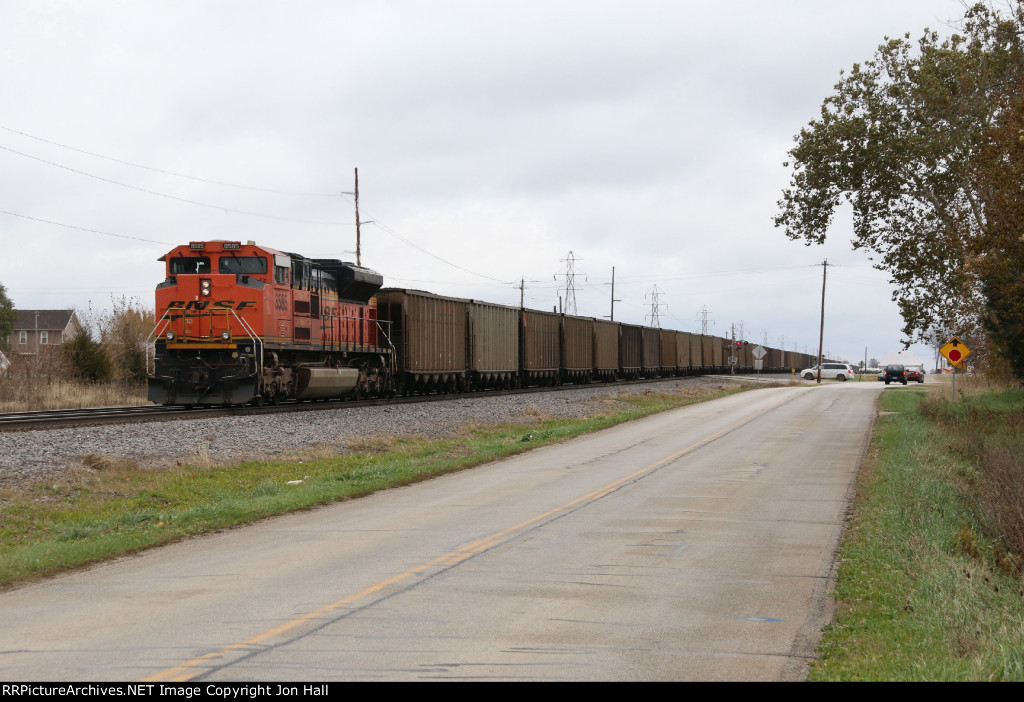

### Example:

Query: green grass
xmin=811 ymin=388 xmax=1024 ymax=681
xmin=0 ymin=385 xmax=745 ymax=588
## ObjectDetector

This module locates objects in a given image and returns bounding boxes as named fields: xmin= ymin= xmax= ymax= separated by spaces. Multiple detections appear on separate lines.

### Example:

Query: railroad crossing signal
xmin=940 ymin=336 xmax=971 ymax=368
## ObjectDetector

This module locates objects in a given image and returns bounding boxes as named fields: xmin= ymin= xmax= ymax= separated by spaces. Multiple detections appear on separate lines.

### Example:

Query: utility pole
xmin=520 ymin=278 xmax=525 ymax=309
xmin=730 ymin=323 xmax=736 ymax=376
xmin=354 ymin=168 xmax=361 ymax=266
xmin=816 ymin=259 xmax=828 ymax=384
xmin=604 ymin=267 xmax=620 ymax=321
xmin=341 ymin=168 xmax=372 ymax=266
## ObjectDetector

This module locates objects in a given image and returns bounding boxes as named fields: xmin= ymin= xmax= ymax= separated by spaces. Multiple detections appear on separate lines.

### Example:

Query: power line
xmin=0 ymin=144 xmax=344 ymax=226
xmin=1 ymin=125 xmax=337 ymax=196
xmin=354 ymin=205 xmax=515 ymax=285
xmin=0 ymin=209 xmax=171 ymax=245
xmin=2 ymin=127 xmax=519 ymax=284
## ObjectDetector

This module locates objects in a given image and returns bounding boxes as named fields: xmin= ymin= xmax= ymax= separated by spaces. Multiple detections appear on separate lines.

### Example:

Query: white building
xmin=879 ymin=349 xmax=925 ymax=371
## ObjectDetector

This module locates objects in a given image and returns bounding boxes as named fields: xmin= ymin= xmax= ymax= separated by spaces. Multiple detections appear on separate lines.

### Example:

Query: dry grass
xmin=975 ymin=440 xmax=1024 ymax=575
xmin=952 ymin=373 xmax=1016 ymax=397
xmin=522 ymin=404 xmax=553 ymax=421
xmin=0 ymin=376 xmax=148 ymax=412
xmin=919 ymin=380 xmax=1024 ymax=574
xmin=80 ymin=453 xmax=141 ymax=473
xmin=344 ymin=434 xmax=403 ymax=453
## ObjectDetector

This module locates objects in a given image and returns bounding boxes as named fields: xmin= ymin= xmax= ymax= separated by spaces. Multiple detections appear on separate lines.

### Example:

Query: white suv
xmin=800 ymin=363 xmax=857 ymax=381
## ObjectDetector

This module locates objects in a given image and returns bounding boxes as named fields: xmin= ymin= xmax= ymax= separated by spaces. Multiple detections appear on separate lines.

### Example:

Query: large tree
xmin=0 ymin=282 xmax=15 ymax=353
xmin=774 ymin=2 xmax=1024 ymax=375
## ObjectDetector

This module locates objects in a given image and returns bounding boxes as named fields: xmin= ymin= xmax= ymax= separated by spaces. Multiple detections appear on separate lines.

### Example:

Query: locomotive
xmin=148 ymin=240 xmax=822 ymax=407
xmin=147 ymin=241 xmax=393 ymax=406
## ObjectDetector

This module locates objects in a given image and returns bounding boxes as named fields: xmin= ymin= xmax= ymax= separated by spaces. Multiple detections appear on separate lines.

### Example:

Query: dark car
xmin=884 ymin=364 xmax=908 ymax=385
xmin=905 ymin=368 xmax=925 ymax=383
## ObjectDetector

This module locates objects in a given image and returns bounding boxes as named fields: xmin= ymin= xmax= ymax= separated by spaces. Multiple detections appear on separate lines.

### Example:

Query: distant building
xmin=9 ymin=310 xmax=81 ymax=357
xmin=879 ymin=349 xmax=925 ymax=371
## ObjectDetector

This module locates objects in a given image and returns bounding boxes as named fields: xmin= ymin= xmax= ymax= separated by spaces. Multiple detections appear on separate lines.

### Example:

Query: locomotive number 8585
xmin=148 ymin=240 xmax=393 ymax=406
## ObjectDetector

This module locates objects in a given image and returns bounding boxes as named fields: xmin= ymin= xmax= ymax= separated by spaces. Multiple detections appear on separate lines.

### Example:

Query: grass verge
xmin=811 ymin=387 xmax=1024 ymax=681
xmin=0 ymin=384 xmax=746 ymax=588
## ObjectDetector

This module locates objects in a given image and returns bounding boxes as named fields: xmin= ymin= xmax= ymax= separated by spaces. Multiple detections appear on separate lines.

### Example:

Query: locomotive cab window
xmin=274 ymin=265 xmax=289 ymax=284
xmin=218 ymin=256 xmax=268 ymax=275
xmin=170 ymin=256 xmax=211 ymax=274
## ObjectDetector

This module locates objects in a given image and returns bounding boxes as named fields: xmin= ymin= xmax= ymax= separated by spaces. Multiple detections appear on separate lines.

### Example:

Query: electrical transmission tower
xmin=646 ymin=285 xmax=665 ymax=328
xmin=696 ymin=305 xmax=713 ymax=335
xmin=555 ymin=251 xmax=584 ymax=315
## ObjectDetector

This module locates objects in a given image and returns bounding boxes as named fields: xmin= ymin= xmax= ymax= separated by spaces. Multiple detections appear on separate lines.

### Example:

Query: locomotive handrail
xmin=375 ymin=319 xmax=397 ymax=377
xmin=145 ymin=310 xmax=175 ymax=376
xmin=316 ymin=311 xmax=393 ymax=353
xmin=227 ymin=307 xmax=263 ymax=384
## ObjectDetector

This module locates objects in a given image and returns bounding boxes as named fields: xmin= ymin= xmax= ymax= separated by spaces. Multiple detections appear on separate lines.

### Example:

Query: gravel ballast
xmin=0 ymin=377 xmax=751 ymax=492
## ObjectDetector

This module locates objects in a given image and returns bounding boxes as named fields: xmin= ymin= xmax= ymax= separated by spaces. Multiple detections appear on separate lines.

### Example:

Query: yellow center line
xmin=144 ymin=392 xmax=796 ymax=682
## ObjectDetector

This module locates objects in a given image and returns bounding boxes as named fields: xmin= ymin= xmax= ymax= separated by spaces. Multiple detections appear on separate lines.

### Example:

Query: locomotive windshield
xmin=218 ymin=256 xmax=268 ymax=275
xmin=169 ymin=256 xmax=211 ymax=274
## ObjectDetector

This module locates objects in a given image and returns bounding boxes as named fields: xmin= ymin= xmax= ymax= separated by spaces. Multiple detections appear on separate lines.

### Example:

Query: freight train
xmin=147 ymin=241 xmax=819 ymax=406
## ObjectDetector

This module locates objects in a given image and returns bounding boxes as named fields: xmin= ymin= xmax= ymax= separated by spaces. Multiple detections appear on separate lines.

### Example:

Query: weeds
xmin=0 ymin=373 xmax=148 ymax=412
xmin=919 ymin=389 xmax=1024 ymax=569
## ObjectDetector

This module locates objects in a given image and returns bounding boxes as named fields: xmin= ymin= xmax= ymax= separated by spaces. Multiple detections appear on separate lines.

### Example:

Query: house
xmin=9 ymin=309 xmax=80 ymax=357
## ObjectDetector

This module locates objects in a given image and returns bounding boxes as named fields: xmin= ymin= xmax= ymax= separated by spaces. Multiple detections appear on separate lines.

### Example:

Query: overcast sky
xmin=1 ymin=0 xmax=972 ymax=367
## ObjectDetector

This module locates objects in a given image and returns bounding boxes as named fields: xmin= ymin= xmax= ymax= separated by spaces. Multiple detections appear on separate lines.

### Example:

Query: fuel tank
xmin=295 ymin=366 xmax=360 ymax=400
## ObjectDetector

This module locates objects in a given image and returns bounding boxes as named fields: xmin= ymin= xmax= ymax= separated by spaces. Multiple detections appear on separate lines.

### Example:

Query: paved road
xmin=0 ymin=382 xmax=882 ymax=681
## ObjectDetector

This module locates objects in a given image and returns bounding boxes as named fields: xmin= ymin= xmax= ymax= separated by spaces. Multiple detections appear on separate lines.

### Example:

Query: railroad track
xmin=0 ymin=375 xmax=779 ymax=433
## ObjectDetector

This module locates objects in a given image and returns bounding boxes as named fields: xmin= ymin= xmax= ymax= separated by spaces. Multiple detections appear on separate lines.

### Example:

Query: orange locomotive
xmin=148 ymin=241 xmax=394 ymax=406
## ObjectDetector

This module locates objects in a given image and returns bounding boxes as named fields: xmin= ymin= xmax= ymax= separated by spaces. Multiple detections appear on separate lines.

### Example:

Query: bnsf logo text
xmin=166 ymin=300 xmax=257 ymax=311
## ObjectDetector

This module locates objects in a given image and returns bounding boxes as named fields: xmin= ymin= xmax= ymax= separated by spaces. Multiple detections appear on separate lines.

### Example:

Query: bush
xmin=63 ymin=326 xmax=112 ymax=382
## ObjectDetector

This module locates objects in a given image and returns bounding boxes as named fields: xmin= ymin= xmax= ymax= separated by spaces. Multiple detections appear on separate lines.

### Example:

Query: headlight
xmin=221 ymin=331 xmax=231 ymax=341
xmin=165 ymin=331 xmax=175 ymax=341
xmin=201 ymin=279 xmax=212 ymax=296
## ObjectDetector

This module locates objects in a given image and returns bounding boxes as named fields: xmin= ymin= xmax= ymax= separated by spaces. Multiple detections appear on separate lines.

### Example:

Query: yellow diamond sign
xmin=940 ymin=337 xmax=971 ymax=368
